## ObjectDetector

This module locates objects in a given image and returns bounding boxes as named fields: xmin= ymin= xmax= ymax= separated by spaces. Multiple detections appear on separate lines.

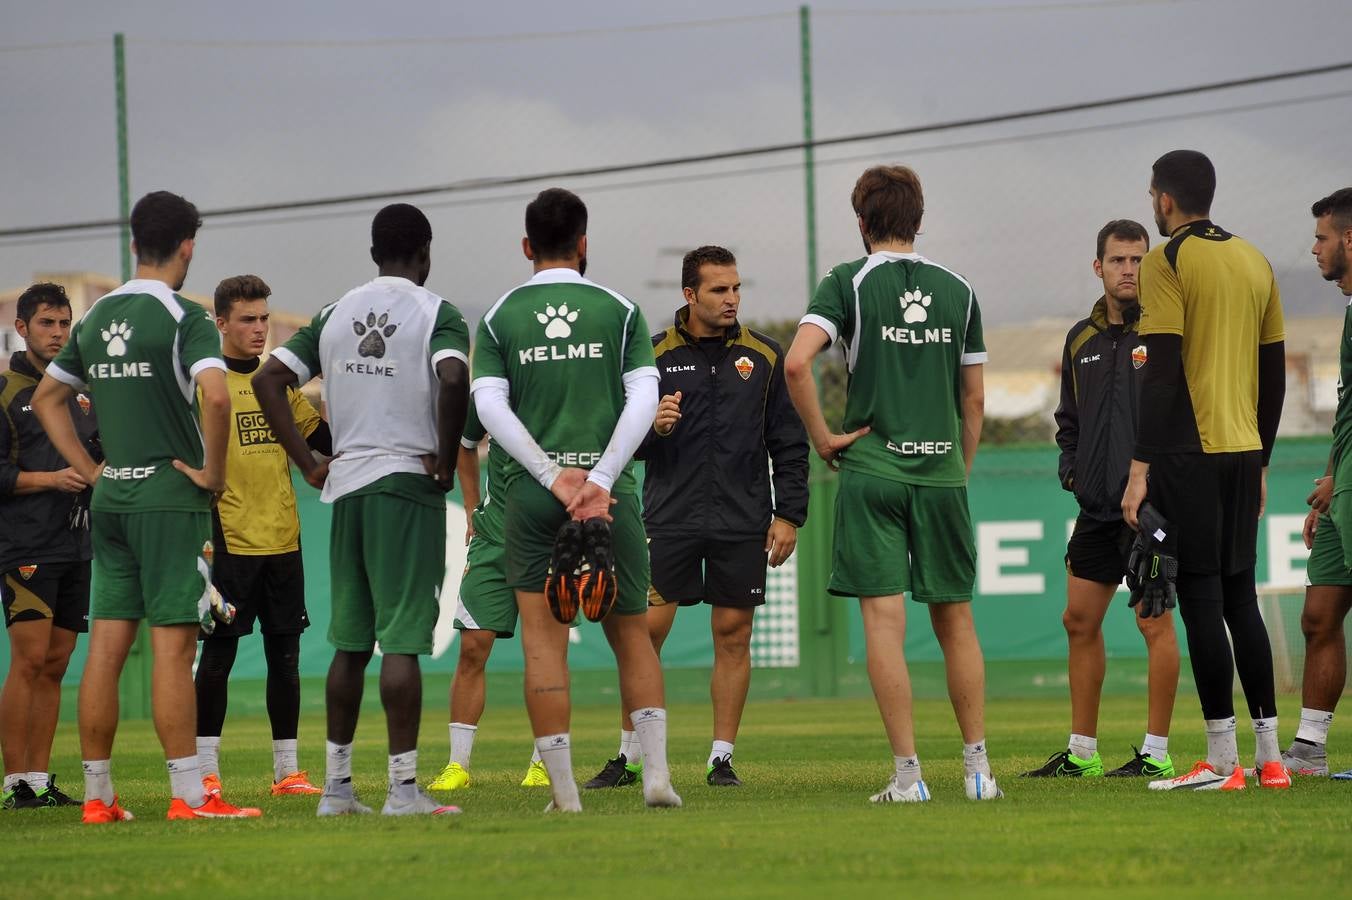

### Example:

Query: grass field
xmin=8 ymin=689 xmax=1351 ymax=899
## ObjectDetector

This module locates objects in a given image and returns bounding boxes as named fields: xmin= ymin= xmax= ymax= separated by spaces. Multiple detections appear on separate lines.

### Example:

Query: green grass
xmin=9 ymin=690 xmax=1351 ymax=899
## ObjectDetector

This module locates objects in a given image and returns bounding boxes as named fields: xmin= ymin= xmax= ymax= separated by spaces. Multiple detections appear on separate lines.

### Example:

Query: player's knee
xmin=7 ymin=647 xmax=46 ymax=680
xmin=1135 ymin=611 xmax=1176 ymax=645
xmin=1300 ymin=605 xmax=1342 ymax=642
xmin=714 ymin=626 xmax=752 ymax=658
xmin=456 ymin=631 xmax=494 ymax=671
xmin=1062 ymin=606 xmax=1099 ymax=642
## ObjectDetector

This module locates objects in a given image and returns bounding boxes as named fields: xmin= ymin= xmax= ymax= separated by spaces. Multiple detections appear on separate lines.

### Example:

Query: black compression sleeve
xmin=1133 ymin=333 xmax=1185 ymax=463
xmin=1256 ymin=341 xmax=1285 ymax=467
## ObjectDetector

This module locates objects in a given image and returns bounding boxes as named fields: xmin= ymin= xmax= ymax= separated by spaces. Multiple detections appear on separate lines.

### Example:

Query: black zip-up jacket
xmin=1054 ymin=299 xmax=1140 ymax=522
xmin=637 ymin=308 xmax=809 ymax=539
xmin=0 ymin=351 xmax=99 ymax=570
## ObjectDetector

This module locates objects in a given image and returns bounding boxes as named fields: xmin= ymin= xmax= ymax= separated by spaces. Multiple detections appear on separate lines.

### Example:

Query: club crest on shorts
xmin=18 ymin=564 xmax=37 ymax=580
xmin=1131 ymin=345 xmax=1147 ymax=369
xmin=76 ymin=393 xmax=91 ymax=415
xmin=734 ymin=356 xmax=754 ymax=380
xmin=201 ymin=540 xmax=214 ymax=567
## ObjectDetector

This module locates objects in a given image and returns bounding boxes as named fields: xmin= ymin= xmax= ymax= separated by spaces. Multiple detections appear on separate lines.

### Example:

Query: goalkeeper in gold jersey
xmin=194 ymin=275 xmax=331 ymax=797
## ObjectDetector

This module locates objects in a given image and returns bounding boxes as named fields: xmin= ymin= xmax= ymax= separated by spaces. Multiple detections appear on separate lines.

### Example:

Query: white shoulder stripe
xmin=481 ymin=283 xmax=531 ymax=343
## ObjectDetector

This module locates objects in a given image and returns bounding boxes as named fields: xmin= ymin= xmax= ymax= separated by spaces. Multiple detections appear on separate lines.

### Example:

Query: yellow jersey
xmin=1138 ymin=220 xmax=1284 ymax=454
xmin=204 ymin=360 xmax=322 ymax=555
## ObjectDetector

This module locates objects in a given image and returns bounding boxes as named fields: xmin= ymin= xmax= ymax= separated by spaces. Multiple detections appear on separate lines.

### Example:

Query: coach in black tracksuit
xmin=1022 ymin=220 xmax=1179 ymax=780
xmin=583 ymin=246 xmax=808 ymax=791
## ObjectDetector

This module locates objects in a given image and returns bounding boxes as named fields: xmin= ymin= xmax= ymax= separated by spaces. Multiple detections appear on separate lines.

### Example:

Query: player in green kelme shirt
xmin=472 ymin=188 xmax=680 ymax=811
xmin=34 ymin=191 xmax=260 ymax=822
xmin=786 ymin=166 xmax=1000 ymax=803
xmin=1284 ymin=187 xmax=1352 ymax=780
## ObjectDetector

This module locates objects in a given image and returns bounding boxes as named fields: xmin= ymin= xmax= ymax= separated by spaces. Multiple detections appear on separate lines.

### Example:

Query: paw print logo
xmin=899 ymin=290 xmax=932 ymax=324
xmin=353 ymin=310 xmax=398 ymax=359
xmin=536 ymin=304 xmax=579 ymax=340
xmin=101 ymin=321 xmax=133 ymax=357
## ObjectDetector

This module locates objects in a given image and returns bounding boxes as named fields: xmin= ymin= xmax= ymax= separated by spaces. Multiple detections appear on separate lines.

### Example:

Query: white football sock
xmin=273 ymin=739 xmax=299 ymax=782
xmin=1295 ymin=708 xmax=1333 ymax=746
xmin=1204 ymin=717 xmax=1239 ymax=771
xmin=530 ymin=746 xmax=542 ymax=764
xmin=26 ymin=772 xmax=48 ymax=791
xmin=708 ymin=740 xmax=735 ymax=768
xmin=3 ymin=773 xmax=23 ymax=792
xmin=82 ymin=759 xmax=114 ymax=805
xmin=536 ymin=734 xmax=581 ymax=811
xmin=1252 ymin=716 xmax=1280 ymax=766
xmin=166 ymin=756 xmax=206 ymax=807
xmin=963 ymin=740 xmax=992 ymax=777
xmin=1068 ymin=733 xmax=1097 ymax=761
xmin=196 ymin=736 xmax=221 ymax=777
xmin=326 ymin=740 xmax=353 ymax=783
xmin=619 ymin=729 xmax=642 ymax=763
xmin=894 ymin=755 xmax=922 ymax=789
xmin=1141 ymin=733 xmax=1169 ymax=760
xmin=631 ymin=708 xmax=670 ymax=778
xmin=389 ymin=750 xmax=417 ymax=786
xmin=450 ymin=722 xmax=477 ymax=768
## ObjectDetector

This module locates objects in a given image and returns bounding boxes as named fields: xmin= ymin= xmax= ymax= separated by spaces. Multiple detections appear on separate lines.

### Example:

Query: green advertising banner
xmin=1 ymin=440 xmax=1329 ymax=692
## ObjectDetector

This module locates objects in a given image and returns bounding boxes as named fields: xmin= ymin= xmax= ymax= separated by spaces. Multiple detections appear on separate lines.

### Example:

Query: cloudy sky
xmin=3 ymin=0 xmax=1350 ymax=331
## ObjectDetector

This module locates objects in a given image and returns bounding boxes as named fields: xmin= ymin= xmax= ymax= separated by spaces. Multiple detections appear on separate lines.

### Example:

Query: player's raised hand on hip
xmin=654 ymin=391 xmax=682 ymax=436
xmin=173 ymin=458 xmax=226 ymax=494
xmin=816 ymin=426 xmax=870 ymax=471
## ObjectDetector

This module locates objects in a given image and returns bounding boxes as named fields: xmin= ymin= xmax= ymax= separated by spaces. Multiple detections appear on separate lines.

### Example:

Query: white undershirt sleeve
xmin=470 ymin=377 xmax=561 ymax=490
xmin=587 ymin=368 xmax=659 ymax=492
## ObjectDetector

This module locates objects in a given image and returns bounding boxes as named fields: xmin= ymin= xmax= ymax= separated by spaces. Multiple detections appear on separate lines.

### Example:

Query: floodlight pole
xmin=114 ymin=33 xmax=131 ymax=282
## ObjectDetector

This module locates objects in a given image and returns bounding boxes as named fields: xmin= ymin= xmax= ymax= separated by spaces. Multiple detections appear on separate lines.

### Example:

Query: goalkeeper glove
xmin=1126 ymin=501 xmax=1178 ymax=619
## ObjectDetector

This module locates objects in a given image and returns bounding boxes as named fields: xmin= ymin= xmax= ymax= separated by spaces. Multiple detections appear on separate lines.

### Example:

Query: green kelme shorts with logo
xmin=91 ymin=509 xmax=213 ymax=626
xmin=455 ymin=531 xmax=518 ymax=637
xmin=1306 ymin=493 xmax=1352 ymax=587
xmin=329 ymin=474 xmax=446 ymax=655
xmin=504 ymin=476 xmax=648 ymax=616
xmin=828 ymin=468 xmax=976 ymax=602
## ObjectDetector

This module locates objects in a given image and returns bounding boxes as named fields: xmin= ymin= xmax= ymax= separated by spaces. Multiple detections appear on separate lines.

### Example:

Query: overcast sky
xmin=3 ymin=0 xmax=1350 ymax=331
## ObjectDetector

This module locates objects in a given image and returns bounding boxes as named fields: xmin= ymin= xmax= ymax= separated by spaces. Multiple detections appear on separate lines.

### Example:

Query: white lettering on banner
xmin=977 ymin=521 xmax=1045 ymax=595
xmin=102 ymin=465 xmax=156 ymax=480
xmin=89 ymin=361 xmax=153 ymax=379
xmin=546 ymin=451 xmax=601 ymax=467
xmin=880 ymin=326 xmax=953 ymax=345
xmin=1266 ymin=514 xmax=1308 ymax=588
xmin=518 ymin=343 xmax=604 ymax=365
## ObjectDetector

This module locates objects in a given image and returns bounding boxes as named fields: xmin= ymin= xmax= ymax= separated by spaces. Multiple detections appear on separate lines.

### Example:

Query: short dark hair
xmin=852 ymin=166 xmax=924 ymax=246
xmin=16 ymin=282 xmax=71 ymax=324
xmin=681 ymin=245 xmax=737 ymax=292
xmin=214 ymin=274 xmax=271 ymax=318
xmin=1095 ymin=219 xmax=1150 ymax=260
xmin=525 ymin=188 xmax=587 ymax=260
xmin=129 ymin=190 xmax=202 ymax=265
xmin=1312 ymin=187 xmax=1352 ymax=232
xmin=370 ymin=203 xmax=432 ymax=265
xmin=1151 ymin=150 xmax=1215 ymax=216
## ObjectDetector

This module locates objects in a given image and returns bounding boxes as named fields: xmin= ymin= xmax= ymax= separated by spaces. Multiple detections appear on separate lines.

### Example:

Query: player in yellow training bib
xmin=193 ymin=275 xmax=332 ymax=800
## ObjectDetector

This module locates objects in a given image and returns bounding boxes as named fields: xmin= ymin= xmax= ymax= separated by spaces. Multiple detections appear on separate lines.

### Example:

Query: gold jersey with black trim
xmin=204 ymin=360 xmax=322 ymax=555
xmin=1137 ymin=219 xmax=1284 ymax=454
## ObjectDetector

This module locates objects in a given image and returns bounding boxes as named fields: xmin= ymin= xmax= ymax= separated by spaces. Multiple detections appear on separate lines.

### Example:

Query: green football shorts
xmin=503 ymin=476 xmax=648 ymax=615
xmin=91 ymin=509 xmax=213 ymax=626
xmin=827 ymin=468 xmax=976 ymax=602
xmin=455 ymin=531 xmax=517 ymax=637
xmin=329 ymin=474 xmax=446 ymax=655
xmin=1306 ymin=497 xmax=1352 ymax=587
